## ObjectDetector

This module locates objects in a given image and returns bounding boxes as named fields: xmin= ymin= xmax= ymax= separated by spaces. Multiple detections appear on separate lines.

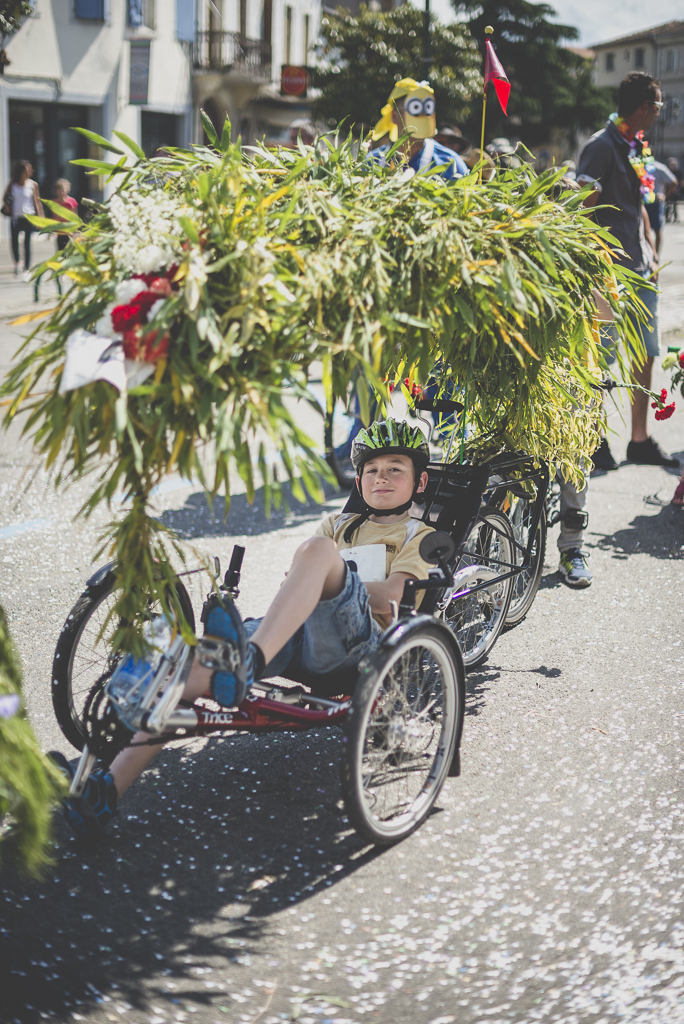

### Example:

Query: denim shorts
xmin=601 ymin=280 xmax=660 ymax=362
xmin=244 ymin=563 xmax=383 ymax=680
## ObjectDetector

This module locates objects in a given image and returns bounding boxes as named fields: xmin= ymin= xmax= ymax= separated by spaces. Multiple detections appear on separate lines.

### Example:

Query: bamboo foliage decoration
xmin=1 ymin=122 xmax=647 ymax=653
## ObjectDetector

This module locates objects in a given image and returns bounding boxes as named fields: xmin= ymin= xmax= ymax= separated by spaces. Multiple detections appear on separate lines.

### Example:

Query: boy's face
xmin=358 ymin=453 xmax=427 ymax=510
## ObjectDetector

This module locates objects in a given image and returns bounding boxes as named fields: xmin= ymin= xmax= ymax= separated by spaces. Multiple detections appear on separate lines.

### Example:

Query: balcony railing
xmin=194 ymin=31 xmax=272 ymax=76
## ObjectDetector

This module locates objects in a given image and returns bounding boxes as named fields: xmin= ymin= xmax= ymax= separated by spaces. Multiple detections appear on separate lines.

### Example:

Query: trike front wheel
xmin=341 ymin=619 xmax=464 ymax=846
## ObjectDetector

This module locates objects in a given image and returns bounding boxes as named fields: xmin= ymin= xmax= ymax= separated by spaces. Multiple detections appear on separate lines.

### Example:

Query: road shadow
xmin=0 ymin=728 xmax=385 ymax=1022
xmin=595 ymin=501 xmax=684 ymax=560
xmin=157 ymin=479 xmax=348 ymax=540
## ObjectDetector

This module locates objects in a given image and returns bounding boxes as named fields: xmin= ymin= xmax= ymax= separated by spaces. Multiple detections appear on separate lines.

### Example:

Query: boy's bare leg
xmin=109 ymin=537 xmax=346 ymax=797
xmin=251 ymin=536 xmax=347 ymax=663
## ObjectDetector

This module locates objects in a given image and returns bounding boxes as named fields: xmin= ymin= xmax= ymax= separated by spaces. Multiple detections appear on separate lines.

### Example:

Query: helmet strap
xmin=342 ymin=496 xmax=416 ymax=544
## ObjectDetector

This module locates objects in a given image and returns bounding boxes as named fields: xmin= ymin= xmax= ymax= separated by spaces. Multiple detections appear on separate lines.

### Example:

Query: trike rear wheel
xmin=443 ymin=510 xmax=514 ymax=668
xmin=341 ymin=619 xmax=463 ymax=846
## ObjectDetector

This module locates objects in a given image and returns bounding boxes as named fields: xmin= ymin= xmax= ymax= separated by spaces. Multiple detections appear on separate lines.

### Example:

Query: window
xmin=303 ymin=13 xmax=309 ymax=62
xmin=75 ymin=0 xmax=104 ymax=19
xmin=605 ymin=52 xmax=615 ymax=72
xmin=624 ymin=49 xmax=630 ymax=61
xmin=128 ymin=0 xmax=154 ymax=29
xmin=635 ymin=48 xmax=645 ymax=68
xmin=176 ymin=0 xmax=195 ymax=42
xmin=666 ymin=49 xmax=675 ymax=72
xmin=141 ymin=112 xmax=179 ymax=158
xmin=285 ymin=5 xmax=292 ymax=64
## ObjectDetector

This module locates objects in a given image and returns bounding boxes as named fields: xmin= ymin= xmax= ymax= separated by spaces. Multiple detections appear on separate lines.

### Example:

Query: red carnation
xmin=112 ymin=301 xmax=145 ymax=333
xmin=142 ymin=330 xmax=170 ymax=362
xmin=660 ymin=388 xmax=668 ymax=402
xmin=679 ymin=351 xmax=684 ymax=368
xmin=655 ymin=402 xmax=675 ymax=421
xmin=122 ymin=326 xmax=142 ymax=360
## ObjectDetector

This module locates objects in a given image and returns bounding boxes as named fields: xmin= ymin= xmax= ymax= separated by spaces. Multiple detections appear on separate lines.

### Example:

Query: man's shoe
xmin=626 ymin=437 xmax=679 ymax=468
xmin=49 ymin=751 xmax=118 ymax=838
xmin=558 ymin=549 xmax=592 ymax=588
xmin=592 ymin=438 xmax=618 ymax=471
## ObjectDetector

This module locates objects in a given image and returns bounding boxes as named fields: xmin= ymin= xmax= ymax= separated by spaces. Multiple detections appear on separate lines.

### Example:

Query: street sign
xmin=281 ymin=65 xmax=308 ymax=98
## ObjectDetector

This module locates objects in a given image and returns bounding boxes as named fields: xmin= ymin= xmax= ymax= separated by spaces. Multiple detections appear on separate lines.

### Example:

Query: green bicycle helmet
xmin=351 ymin=418 xmax=430 ymax=474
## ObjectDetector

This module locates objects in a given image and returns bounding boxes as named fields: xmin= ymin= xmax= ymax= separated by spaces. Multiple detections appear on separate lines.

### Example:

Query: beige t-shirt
xmin=316 ymin=512 xmax=435 ymax=626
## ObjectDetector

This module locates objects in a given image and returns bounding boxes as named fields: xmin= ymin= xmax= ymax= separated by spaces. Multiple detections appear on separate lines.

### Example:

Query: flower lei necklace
xmin=610 ymin=113 xmax=656 ymax=204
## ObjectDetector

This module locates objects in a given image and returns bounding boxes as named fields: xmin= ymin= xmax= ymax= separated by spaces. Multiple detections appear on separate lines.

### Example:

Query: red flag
xmin=484 ymin=38 xmax=510 ymax=116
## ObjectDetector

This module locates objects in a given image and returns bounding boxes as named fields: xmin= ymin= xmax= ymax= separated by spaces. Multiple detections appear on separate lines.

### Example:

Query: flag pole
xmin=479 ymin=25 xmax=494 ymax=184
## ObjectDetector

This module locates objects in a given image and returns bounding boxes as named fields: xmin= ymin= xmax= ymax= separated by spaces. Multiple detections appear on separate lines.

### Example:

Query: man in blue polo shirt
xmin=370 ymin=78 xmax=468 ymax=179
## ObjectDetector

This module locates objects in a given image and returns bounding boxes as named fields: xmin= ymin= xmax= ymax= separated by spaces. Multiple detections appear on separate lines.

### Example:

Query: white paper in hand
xmin=341 ymin=544 xmax=386 ymax=582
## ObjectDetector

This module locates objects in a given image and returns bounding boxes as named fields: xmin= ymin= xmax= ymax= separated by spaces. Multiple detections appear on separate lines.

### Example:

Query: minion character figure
xmin=370 ymin=78 xmax=468 ymax=180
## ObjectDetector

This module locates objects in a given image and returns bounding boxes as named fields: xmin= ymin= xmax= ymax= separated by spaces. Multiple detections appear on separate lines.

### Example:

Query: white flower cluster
xmin=109 ymin=189 xmax=183 ymax=275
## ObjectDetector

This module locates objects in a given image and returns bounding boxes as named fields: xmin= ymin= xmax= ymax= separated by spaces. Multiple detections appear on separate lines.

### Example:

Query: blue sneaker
xmin=558 ymin=548 xmax=592 ymax=588
xmin=203 ymin=598 xmax=249 ymax=707
xmin=49 ymin=751 xmax=118 ymax=838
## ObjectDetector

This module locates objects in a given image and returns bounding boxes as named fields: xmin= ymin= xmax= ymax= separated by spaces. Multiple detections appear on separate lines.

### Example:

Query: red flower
xmin=142 ymin=330 xmax=170 ymax=362
xmin=660 ymin=388 xmax=668 ymax=402
xmin=148 ymin=277 xmax=172 ymax=297
xmin=111 ymin=292 xmax=159 ymax=333
xmin=679 ymin=351 xmax=684 ymax=368
xmin=655 ymin=402 xmax=675 ymax=421
xmin=122 ymin=326 xmax=142 ymax=360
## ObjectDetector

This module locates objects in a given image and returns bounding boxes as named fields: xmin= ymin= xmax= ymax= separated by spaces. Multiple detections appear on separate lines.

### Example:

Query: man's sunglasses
xmin=650 ymin=100 xmax=664 ymax=109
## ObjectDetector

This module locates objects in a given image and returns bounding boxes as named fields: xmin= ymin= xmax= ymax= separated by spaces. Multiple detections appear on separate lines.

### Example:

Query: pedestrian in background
xmin=665 ymin=157 xmax=681 ymax=222
xmin=52 ymin=178 xmax=77 ymax=252
xmin=578 ymin=71 xmax=678 ymax=471
xmin=647 ymin=160 xmax=678 ymax=254
xmin=2 ymin=160 xmax=43 ymax=277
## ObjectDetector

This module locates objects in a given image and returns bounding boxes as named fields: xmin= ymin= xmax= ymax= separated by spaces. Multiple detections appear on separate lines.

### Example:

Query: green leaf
xmin=200 ymin=109 xmax=219 ymax=148
xmin=178 ymin=216 xmax=199 ymax=244
xmin=42 ymin=199 xmax=83 ymax=225
xmin=112 ymin=130 xmax=146 ymax=161
xmin=220 ymin=117 xmax=232 ymax=152
xmin=71 ymin=127 xmax=126 ymax=155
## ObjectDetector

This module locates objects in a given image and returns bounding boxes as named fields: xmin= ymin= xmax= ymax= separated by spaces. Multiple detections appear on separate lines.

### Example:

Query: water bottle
xmin=109 ymin=615 xmax=172 ymax=705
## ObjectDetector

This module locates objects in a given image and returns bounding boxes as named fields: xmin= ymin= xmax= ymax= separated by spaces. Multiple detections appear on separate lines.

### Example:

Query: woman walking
xmin=3 ymin=160 xmax=43 ymax=275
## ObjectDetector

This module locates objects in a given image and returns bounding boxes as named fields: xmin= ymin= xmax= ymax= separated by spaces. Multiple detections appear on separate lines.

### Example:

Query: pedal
xmin=197 ymin=636 xmax=241 ymax=674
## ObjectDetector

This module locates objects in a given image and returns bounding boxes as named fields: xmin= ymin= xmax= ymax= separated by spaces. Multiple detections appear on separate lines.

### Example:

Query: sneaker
xmin=626 ymin=437 xmax=679 ymax=468
xmin=49 ymin=751 xmax=118 ymax=837
xmin=558 ymin=549 xmax=592 ymax=588
xmin=592 ymin=437 xmax=618 ymax=471
xmin=203 ymin=598 xmax=249 ymax=707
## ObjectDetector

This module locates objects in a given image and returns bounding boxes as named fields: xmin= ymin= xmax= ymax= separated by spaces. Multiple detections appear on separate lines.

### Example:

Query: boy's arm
xmin=365 ymin=572 xmax=417 ymax=616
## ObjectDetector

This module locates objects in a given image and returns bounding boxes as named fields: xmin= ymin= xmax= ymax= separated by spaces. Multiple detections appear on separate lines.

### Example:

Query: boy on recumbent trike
xmin=51 ymin=419 xmax=437 ymax=837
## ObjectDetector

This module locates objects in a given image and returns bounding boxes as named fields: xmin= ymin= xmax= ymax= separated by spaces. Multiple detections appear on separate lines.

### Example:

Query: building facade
xmin=1 ymin=0 xmax=320 ymax=213
xmin=1 ymin=0 xmax=194 ymax=206
xmin=591 ymin=20 xmax=684 ymax=164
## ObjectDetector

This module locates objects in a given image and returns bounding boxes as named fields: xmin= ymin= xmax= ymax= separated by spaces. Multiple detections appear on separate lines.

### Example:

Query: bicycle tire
xmin=341 ymin=618 xmax=463 ymax=846
xmin=499 ymin=498 xmax=546 ymax=627
xmin=443 ymin=510 xmax=514 ymax=669
xmin=51 ymin=571 xmax=195 ymax=751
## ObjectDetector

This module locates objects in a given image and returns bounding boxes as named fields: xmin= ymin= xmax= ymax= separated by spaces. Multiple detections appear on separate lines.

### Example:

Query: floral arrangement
xmin=610 ymin=113 xmax=656 ymax=204
xmin=662 ymin=347 xmax=684 ymax=413
xmin=650 ymin=386 xmax=676 ymax=421
xmin=0 ymin=119 xmax=652 ymax=655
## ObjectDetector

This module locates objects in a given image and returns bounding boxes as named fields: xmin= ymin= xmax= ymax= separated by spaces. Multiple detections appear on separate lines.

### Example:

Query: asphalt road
xmin=1 ymin=230 xmax=684 ymax=1024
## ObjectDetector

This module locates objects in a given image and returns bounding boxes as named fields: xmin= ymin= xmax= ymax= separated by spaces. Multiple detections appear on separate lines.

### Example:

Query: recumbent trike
xmin=52 ymin=400 xmax=547 ymax=845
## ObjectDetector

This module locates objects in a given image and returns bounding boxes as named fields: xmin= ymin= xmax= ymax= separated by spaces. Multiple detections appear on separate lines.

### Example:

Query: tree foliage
xmin=0 ymin=605 xmax=63 ymax=878
xmin=454 ymin=0 xmax=614 ymax=147
xmin=0 ymin=0 xmax=32 ymax=49
xmin=313 ymin=4 xmax=481 ymax=133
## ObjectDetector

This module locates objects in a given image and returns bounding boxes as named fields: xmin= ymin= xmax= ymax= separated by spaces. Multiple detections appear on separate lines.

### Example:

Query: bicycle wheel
xmin=443 ymin=510 xmax=514 ymax=669
xmin=52 ymin=570 xmax=195 ymax=751
xmin=341 ymin=618 xmax=463 ymax=846
xmin=500 ymin=497 xmax=546 ymax=627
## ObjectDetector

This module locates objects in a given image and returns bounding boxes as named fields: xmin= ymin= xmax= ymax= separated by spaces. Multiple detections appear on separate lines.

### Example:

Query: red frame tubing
xmin=189 ymin=693 xmax=352 ymax=735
